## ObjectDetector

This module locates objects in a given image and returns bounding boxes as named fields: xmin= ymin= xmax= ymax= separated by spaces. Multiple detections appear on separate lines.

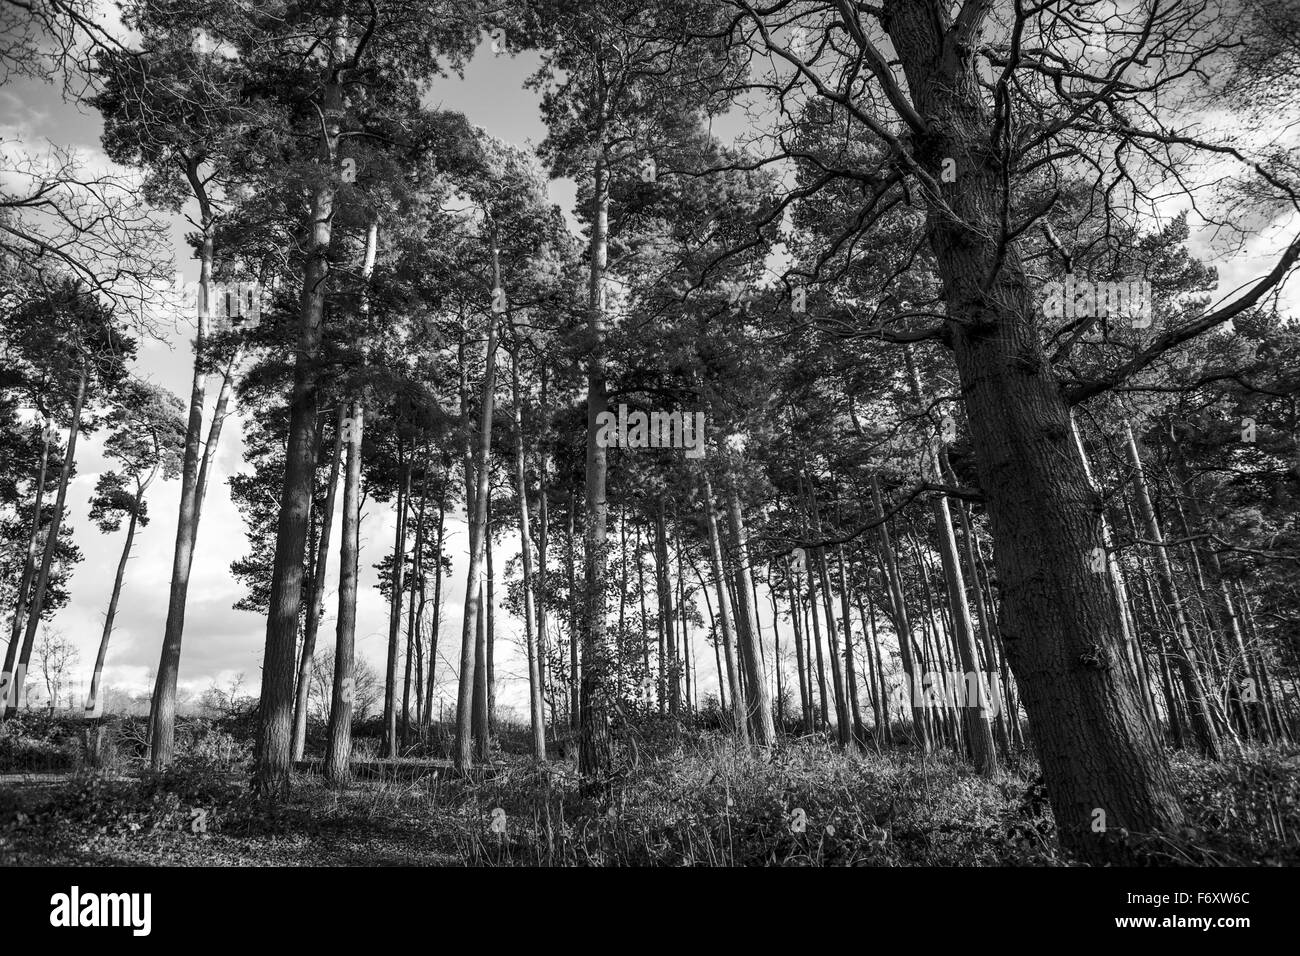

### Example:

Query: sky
xmin=3 ymin=7 xmax=1298 ymax=720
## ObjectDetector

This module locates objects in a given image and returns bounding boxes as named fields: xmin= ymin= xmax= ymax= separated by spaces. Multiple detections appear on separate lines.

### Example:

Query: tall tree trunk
xmin=636 ymin=522 xmax=651 ymax=711
xmin=2 ymin=425 xmax=51 ymax=705
xmin=805 ymin=556 xmax=830 ymax=730
xmin=702 ymin=473 xmax=749 ymax=749
xmin=253 ymin=25 xmax=346 ymax=794
xmin=510 ymin=340 xmax=546 ymax=759
xmin=578 ymin=142 xmax=613 ymax=787
xmin=452 ymin=239 xmax=501 ymax=772
xmin=324 ymin=399 xmax=364 ymax=786
xmin=86 ymin=480 xmax=146 ymax=720
xmin=836 ymin=544 xmax=865 ymax=746
xmin=724 ymin=475 xmax=775 ymax=748
xmin=292 ymin=407 xmax=344 ymax=761
xmin=785 ymin=557 xmax=812 ymax=731
xmin=1070 ymin=415 xmax=1157 ymax=729
xmin=473 ymin=579 xmax=489 ymax=761
xmin=148 ymin=162 xmax=214 ymax=760
xmin=382 ymin=444 xmax=409 ymax=757
xmin=15 ymin=365 xmax=87 ymax=703
xmin=869 ymin=475 xmax=931 ymax=747
xmin=422 ymin=497 xmax=446 ymax=724
xmin=566 ymin=490 xmax=579 ymax=729
xmin=655 ymin=504 xmax=679 ymax=715
xmin=1124 ymin=422 xmax=1223 ymax=758
xmin=882 ymin=7 xmax=1202 ymax=854
xmin=533 ymin=394 xmax=550 ymax=716
xmin=768 ymin=569 xmax=784 ymax=727
xmin=401 ymin=461 xmax=429 ymax=748
xmin=904 ymin=352 xmax=997 ymax=774
xmin=486 ymin=495 xmax=496 ymax=731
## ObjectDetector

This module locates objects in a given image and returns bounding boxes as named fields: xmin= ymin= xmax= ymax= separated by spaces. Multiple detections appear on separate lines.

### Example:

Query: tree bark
xmin=382 ymin=442 xmax=409 ymax=757
xmin=510 ymin=339 xmax=547 ymax=759
xmin=86 ymin=480 xmax=146 ymax=720
xmin=253 ymin=24 xmax=346 ymax=794
xmin=325 ymin=399 xmax=364 ymax=786
xmin=869 ymin=475 xmax=931 ymax=747
xmin=452 ymin=239 xmax=501 ymax=772
xmin=292 ymin=406 xmax=344 ymax=761
xmin=723 ymin=475 xmax=775 ymax=748
xmin=148 ymin=159 xmax=214 ymax=761
xmin=1124 ymin=422 xmax=1223 ymax=758
xmin=2 ymin=424 xmax=51 ymax=706
xmin=702 ymin=473 xmax=749 ymax=749
xmin=15 ymin=365 xmax=87 ymax=701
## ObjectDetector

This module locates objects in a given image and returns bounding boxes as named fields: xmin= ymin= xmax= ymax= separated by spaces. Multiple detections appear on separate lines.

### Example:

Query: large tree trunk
xmin=253 ymin=27 xmax=346 ymax=794
xmin=292 ymin=407 xmax=344 ymax=761
xmin=325 ymin=399 xmax=364 ymax=786
xmin=884 ymin=1 xmax=1192 ymax=857
xmin=578 ymin=146 xmax=613 ymax=787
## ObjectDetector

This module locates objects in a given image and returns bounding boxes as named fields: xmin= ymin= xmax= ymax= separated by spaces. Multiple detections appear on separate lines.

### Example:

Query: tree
xmin=35 ymin=626 xmax=77 ymax=711
xmin=85 ymin=379 xmax=185 ymax=715
xmin=719 ymin=0 xmax=1300 ymax=859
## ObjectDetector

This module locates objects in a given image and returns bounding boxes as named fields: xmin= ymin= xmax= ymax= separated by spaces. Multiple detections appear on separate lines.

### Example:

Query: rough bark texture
xmin=884 ymin=0 xmax=1187 ymax=858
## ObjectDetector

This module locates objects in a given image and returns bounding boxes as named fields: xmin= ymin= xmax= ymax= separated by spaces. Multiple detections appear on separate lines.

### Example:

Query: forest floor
xmin=1 ymin=713 xmax=1297 ymax=866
